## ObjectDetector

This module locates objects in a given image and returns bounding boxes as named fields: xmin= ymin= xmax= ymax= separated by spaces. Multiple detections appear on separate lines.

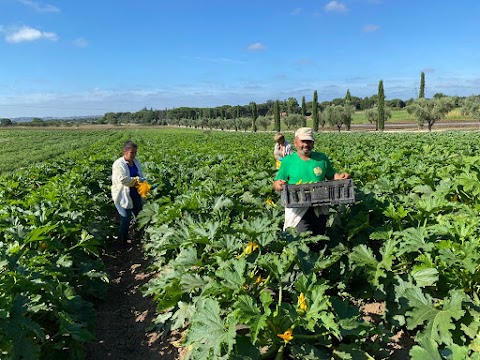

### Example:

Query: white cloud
xmin=5 ymin=26 xmax=58 ymax=43
xmin=324 ymin=1 xmax=348 ymax=13
xmin=17 ymin=0 xmax=60 ymax=13
xmin=363 ymin=24 xmax=380 ymax=32
xmin=247 ymin=42 xmax=266 ymax=51
xmin=73 ymin=37 xmax=88 ymax=48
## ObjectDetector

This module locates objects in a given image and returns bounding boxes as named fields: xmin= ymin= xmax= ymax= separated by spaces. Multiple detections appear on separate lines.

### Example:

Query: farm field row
xmin=2 ymin=128 xmax=480 ymax=359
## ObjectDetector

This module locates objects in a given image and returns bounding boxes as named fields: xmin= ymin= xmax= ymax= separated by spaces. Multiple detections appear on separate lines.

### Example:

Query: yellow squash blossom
xmin=244 ymin=242 xmax=259 ymax=255
xmin=236 ymin=242 xmax=259 ymax=259
xmin=136 ymin=180 xmax=152 ymax=198
xmin=297 ymin=292 xmax=307 ymax=311
xmin=277 ymin=328 xmax=294 ymax=343
xmin=265 ymin=198 xmax=276 ymax=207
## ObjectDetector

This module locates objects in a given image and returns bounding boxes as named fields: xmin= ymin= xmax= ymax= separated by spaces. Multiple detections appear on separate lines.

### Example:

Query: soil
xmin=85 ymin=236 xmax=185 ymax=360
xmin=361 ymin=303 xmax=413 ymax=360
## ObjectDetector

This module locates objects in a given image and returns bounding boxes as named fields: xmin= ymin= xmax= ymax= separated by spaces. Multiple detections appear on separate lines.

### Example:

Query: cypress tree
xmin=251 ymin=101 xmax=258 ymax=132
xmin=301 ymin=96 xmax=307 ymax=126
xmin=274 ymin=100 xmax=281 ymax=131
xmin=345 ymin=89 xmax=352 ymax=104
xmin=419 ymin=71 xmax=425 ymax=98
xmin=378 ymin=80 xmax=385 ymax=131
xmin=235 ymin=106 xmax=240 ymax=131
xmin=312 ymin=90 xmax=319 ymax=131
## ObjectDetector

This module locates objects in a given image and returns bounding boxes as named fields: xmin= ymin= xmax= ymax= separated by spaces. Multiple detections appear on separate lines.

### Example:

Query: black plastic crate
xmin=280 ymin=179 xmax=355 ymax=208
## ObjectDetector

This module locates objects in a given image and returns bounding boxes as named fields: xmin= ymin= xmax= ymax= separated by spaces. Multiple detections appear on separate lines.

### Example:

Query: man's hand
xmin=273 ymin=179 xmax=286 ymax=191
xmin=334 ymin=172 xmax=350 ymax=180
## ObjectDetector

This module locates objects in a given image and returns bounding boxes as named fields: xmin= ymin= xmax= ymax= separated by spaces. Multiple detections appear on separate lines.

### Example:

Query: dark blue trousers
xmin=119 ymin=194 xmax=142 ymax=244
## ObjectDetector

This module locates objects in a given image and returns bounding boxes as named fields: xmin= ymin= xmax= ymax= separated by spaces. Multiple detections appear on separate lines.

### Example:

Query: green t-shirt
xmin=275 ymin=152 xmax=336 ymax=184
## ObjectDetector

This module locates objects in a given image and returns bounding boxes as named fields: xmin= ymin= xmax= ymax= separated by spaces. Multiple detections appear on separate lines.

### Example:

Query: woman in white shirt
xmin=111 ymin=141 xmax=144 ymax=245
xmin=273 ymin=133 xmax=293 ymax=169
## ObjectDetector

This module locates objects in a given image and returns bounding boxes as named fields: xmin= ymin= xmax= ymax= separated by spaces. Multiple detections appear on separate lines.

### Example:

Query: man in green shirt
xmin=273 ymin=127 xmax=350 ymax=239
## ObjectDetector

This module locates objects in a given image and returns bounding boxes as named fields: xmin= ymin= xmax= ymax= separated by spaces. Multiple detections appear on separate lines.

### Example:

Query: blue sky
xmin=1 ymin=0 xmax=480 ymax=118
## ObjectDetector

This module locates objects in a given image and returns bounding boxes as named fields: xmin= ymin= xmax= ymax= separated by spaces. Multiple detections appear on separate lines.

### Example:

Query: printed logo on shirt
xmin=313 ymin=167 xmax=322 ymax=176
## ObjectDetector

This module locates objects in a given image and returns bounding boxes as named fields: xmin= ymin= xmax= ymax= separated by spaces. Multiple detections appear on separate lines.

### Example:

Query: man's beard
xmin=299 ymin=148 xmax=312 ymax=156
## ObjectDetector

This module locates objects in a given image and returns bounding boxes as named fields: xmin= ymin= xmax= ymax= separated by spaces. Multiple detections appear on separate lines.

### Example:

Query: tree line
xmin=2 ymin=72 xmax=480 ymax=132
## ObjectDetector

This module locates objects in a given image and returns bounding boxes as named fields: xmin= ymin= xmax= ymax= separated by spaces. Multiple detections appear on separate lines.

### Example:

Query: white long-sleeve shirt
xmin=111 ymin=157 xmax=144 ymax=217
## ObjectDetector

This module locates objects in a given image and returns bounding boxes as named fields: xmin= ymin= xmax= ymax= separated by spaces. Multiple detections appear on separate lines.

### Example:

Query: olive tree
xmin=237 ymin=117 xmax=251 ymax=132
xmin=283 ymin=114 xmax=303 ymax=130
xmin=461 ymin=96 xmax=480 ymax=128
xmin=286 ymin=97 xmax=299 ymax=115
xmin=257 ymin=116 xmax=271 ymax=131
xmin=407 ymin=97 xmax=454 ymax=131
xmin=322 ymin=105 xmax=354 ymax=132
xmin=224 ymin=118 xmax=236 ymax=130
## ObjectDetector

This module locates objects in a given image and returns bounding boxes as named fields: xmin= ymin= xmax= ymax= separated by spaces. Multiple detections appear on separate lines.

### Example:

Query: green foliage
xmin=6 ymin=129 xmax=480 ymax=358
xmin=184 ymin=298 xmax=237 ymax=359
xmin=0 ymin=135 xmax=113 ymax=358
xmin=405 ymin=289 xmax=465 ymax=346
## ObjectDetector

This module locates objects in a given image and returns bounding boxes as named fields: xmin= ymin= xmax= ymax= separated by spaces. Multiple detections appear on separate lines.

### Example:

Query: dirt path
xmin=85 ymin=238 xmax=182 ymax=360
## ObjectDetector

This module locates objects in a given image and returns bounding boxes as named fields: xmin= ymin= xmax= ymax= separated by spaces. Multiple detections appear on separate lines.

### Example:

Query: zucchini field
xmin=2 ymin=128 xmax=480 ymax=359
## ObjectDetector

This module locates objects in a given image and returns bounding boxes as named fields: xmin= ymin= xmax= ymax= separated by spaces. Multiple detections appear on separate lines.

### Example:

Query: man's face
xmin=294 ymin=137 xmax=313 ymax=157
